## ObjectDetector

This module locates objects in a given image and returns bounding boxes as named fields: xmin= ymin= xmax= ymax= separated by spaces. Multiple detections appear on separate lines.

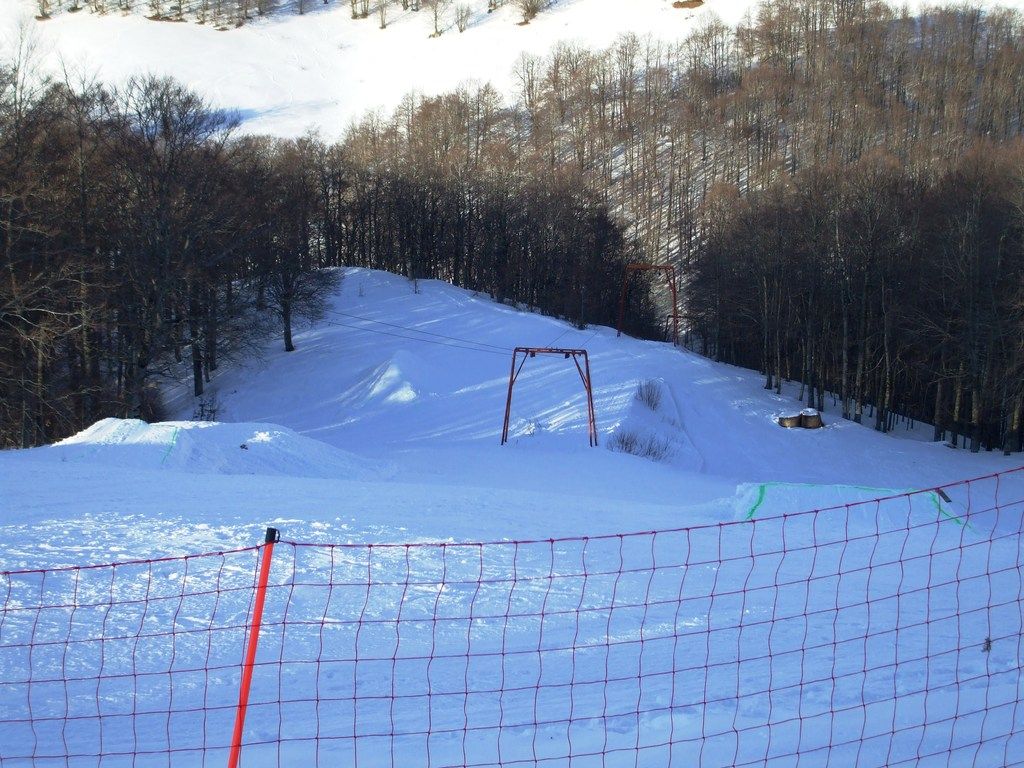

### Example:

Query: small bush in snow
xmin=609 ymin=430 xmax=671 ymax=461
xmin=193 ymin=393 xmax=220 ymax=421
xmin=515 ymin=0 xmax=542 ymax=23
xmin=635 ymin=380 xmax=662 ymax=411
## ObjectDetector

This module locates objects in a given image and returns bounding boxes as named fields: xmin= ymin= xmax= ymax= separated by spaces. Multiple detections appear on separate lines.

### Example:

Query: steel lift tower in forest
xmin=616 ymin=263 xmax=680 ymax=345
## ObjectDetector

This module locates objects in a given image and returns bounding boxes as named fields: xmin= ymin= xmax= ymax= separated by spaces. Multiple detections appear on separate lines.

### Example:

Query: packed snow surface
xmin=3 ymin=2 xmax=1024 ymax=762
xmin=54 ymin=417 xmax=385 ymax=479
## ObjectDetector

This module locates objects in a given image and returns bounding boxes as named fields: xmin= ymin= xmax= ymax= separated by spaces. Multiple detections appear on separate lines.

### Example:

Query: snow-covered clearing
xmin=7 ymin=0 xmax=1023 ymax=140
xmin=1 ymin=269 xmax=1022 ymax=766
xmin=0 ymin=0 xmax=755 ymax=138
xmin=3 ymin=267 xmax=1020 ymax=566
xmin=3 ymin=0 xmax=1024 ymax=760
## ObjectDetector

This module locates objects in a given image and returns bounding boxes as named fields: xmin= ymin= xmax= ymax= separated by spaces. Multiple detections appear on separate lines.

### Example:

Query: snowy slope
xmin=0 ymin=0 xmax=753 ymax=137
xmin=7 ymin=0 xmax=1024 ymax=139
xmin=1 ymin=268 xmax=1020 ymax=570
xmin=1 ymin=269 xmax=1022 ymax=768
xmin=3 ymin=3 xmax=1024 ymax=761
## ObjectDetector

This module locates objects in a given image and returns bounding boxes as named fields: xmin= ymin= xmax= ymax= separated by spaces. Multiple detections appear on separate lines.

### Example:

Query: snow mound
xmin=342 ymin=350 xmax=438 ymax=408
xmin=54 ymin=418 xmax=383 ymax=480
xmin=606 ymin=378 xmax=704 ymax=470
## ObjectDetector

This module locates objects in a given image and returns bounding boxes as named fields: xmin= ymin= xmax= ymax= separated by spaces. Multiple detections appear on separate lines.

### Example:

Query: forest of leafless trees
xmin=342 ymin=0 xmax=1024 ymax=454
xmin=0 ymin=48 xmax=634 ymax=447
xmin=3 ymin=0 xmax=1024 ymax=452
xmin=0 ymin=68 xmax=339 ymax=446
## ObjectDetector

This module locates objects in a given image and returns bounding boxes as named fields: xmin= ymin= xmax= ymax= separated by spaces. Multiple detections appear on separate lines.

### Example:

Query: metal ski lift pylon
xmin=500 ymin=347 xmax=598 ymax=447
xmin=616 ymin=263 xmax=680 ymax=345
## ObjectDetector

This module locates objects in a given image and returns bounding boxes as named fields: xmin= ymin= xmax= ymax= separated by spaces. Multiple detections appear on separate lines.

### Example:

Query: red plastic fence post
xmin=227 ymin=527 xmax=281 ymax=768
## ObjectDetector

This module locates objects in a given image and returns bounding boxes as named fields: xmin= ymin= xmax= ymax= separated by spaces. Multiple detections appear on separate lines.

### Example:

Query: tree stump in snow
xmin=800 ymin=409 xmax=824 ymax=429
xmin=778 ymin=414 xmax=803 ymax=428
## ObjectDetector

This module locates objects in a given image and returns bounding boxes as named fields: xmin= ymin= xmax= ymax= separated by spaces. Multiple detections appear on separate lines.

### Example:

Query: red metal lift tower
xmin=616 ymin=263 xmax=680 ymax=344
xmin=501 ymin=347 xmax=598 ymax=447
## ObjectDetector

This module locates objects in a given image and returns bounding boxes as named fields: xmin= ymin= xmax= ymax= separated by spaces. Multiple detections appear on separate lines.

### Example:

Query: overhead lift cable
xmin=319 ymin=318 xmax=510 ymax=358
xmin=323 ymin=308 xmax=510 ymax=354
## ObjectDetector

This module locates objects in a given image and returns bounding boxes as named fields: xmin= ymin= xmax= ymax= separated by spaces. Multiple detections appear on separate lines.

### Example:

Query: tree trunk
xmin=950 ymin=367 xmax=964 ymax=448
xmin=204 ymin=287 xmax=218 ymax=379
xmin=970 ymin=382 xmax=982 ymax=453
xmin=283 ymin=300 xmax=295 ymax=352
xmin=189 ymin=293 xmax=204 ymax=398
xmin=1006 ymin=396 xmax=1023 ymax=456
xmin=840 ymin=301 xmax=849 ymax=418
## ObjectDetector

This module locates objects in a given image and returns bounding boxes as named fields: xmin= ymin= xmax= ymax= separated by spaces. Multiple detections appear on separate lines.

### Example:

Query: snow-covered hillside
xmin=1 ymin=0 xmax=754 ymax=137
xmin=8 ymin=0 xmax=1024 ymax=138
xmin=2 ymin=269 xmax=1022 ymax=767
xmin=1 ymin=268 xmax=1019 ymax=570
xmin=4 ymin=2 xmax=1024 ymax=761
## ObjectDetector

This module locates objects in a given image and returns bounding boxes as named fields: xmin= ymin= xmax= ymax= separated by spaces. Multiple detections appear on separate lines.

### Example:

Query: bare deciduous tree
xmin=423 ymin=0 xmax=449 ymax=35
xmin=515 ymin=0 xmax=542 ymax=23
xmin=455 ymin=3 xmax=470 ymax=31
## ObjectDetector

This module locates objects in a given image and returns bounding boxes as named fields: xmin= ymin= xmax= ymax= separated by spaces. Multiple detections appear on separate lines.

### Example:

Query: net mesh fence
xmin=1 ymin=468 xmax=1022 ymax=766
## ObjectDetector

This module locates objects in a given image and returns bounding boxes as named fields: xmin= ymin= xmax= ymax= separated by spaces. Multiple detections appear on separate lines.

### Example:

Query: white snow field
xmin=1 ymin=269 xmax=1023 ymax=767
xmin=2 ymin=1 xmax=1024 ymax=763
xmin=7 ymin=0 xmax=1024 ymax=140
xmin=0 ymin=0 xmax=757 ymax=138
